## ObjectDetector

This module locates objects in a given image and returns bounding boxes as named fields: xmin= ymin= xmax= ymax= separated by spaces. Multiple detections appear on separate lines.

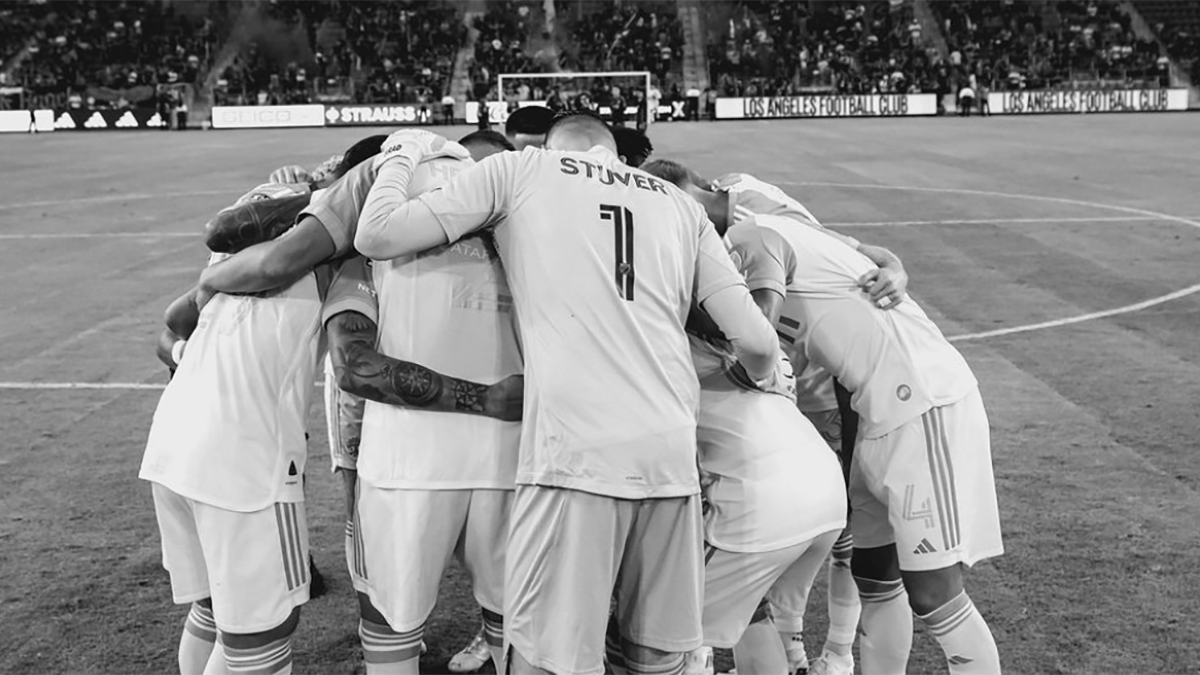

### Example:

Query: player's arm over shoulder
xmin=198 ymin=215 xmax=337 ymax=300
xmin=692 ymin=216 xmax=780 ymax=381
xmin=322 ymin=257 xmax=521 ymax=421
xmin=324 ymin=309 xmax=524 ymax=422
xmin=728 ymin=223 xmax=794 ymax=325
xmin=203 ymin=188 xmax=312 ymax=254
xmin=355 ymin=151 xmax=516 ymax=261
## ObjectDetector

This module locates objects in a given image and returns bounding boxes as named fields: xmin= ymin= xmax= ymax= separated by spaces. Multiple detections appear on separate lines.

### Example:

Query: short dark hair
xmin=459 ymin=129 xmax=516 ymax=152
xmin=612 ymin=127 xmax=653 ymax=167
xmin=505 ymin=106 xmax=556 ymax=136
xmin=545 ymin=110 xmax=615 ymax=146
xmin=333 ymin=134 xmax=387 ymax=177
xmin=640 ymin=159 xmax=706 ymax=189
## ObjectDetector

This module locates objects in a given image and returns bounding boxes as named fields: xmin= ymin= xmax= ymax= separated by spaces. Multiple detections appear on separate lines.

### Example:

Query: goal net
xmin=467 ymin=71 xmax=653 ymax=127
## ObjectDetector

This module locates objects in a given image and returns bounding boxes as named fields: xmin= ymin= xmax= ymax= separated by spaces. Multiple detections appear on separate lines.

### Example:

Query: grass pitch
xmin=2 ymin=113 xmax=1199 ymax=674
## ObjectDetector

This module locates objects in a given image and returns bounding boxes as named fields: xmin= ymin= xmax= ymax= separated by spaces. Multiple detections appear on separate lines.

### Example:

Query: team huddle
xmin=140 ymin=108 xmax=1004 ymax=675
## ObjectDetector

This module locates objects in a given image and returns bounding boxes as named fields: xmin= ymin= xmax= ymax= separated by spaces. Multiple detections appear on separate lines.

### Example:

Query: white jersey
xmin=698 ymin=387 xmax=847 ymax=553
xmin=717 ymin=173 xmax=844 ymax=412
xmin=140 ymin=249 xmax=330 ymax=512
xmin=362 ymin=157 xmax=523 ymax=489
xmin=754 ymin=214 xmax=977 ymax=438
xmin=406 ymin=146 xmax=747 ymax=499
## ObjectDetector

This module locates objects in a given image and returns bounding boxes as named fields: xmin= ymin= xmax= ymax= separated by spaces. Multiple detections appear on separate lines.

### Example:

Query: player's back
xmin=492 ymin=146 xmax=711 ymax=499
xmin=698 ymin=386 xmax=847 ymax=552
xmin=755 ymin=214 xmax=977 ymax=438
xmin=141 ymin=261 xmax=328 ymax=512
xmin=361 ymin=156 xmax=523 ymax=489
xmin=716 ymin=172 xmax=822 ymax=229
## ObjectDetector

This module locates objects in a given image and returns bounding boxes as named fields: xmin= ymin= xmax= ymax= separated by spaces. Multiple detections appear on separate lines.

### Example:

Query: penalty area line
xmin=0 ymin=232 xmax=196 ymax=240
xmin=0 ymin=382 xmax=166 ymax=390
xmin=0 ymin=380 xmax=331 ymax=391
xmin=949 ymin=282 xmax=1200 ymax=342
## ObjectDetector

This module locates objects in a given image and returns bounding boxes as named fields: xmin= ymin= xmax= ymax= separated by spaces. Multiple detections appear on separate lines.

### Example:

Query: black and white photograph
xmin=1 ymin=1 xmax=1197 ymax=673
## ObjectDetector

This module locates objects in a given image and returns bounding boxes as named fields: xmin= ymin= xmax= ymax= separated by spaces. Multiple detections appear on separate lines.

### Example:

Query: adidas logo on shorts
xmin=913 ymin=538 xmax=938 ymax=555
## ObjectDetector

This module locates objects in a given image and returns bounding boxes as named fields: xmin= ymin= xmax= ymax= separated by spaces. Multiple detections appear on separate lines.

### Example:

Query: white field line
xmin=2 ymin=214 xmax=1194 ymax=240
xmin=948 ymin=282 xmax=1200 ymax=342
xmin=0 ymin=232 xmax=196 ymax=240
xmin=3 ymin=183 xmax=1197 ymax=388
xmin=0 ymin=189 xmax=238 ymax=211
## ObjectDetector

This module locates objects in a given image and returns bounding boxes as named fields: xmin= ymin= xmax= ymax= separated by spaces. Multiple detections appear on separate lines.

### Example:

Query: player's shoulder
xmin=711 ymin=172 xmax=751 ymax=192
xmin=728 ymin=219 xmax=791 ymax=252
xmin=233 ymin=182 xmax=309 ymax=207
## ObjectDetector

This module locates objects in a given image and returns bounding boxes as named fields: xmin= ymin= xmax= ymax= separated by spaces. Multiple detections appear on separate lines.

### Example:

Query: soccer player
xmin=664 ymin=166 xmax=1002 ymax=674
xmin=503 ymin=105 xmax=556 ymax=150
xmin=193 ymin=130 xmax=518 ymax=673
xmin=450 ymin=122 xmax=656 ymax=675
xmin=333 ymin=132 xmax=522 ymax=675
xmin=353 ymin=117 xmax=785 ymax=675
xmin=644 ymin=161 xmax=921 ymax=674
xmin=682 ymin=229 xmax=849 ymax=675
xmin=708 ymin=169 xmax=888 ymax=675
xmin=765 ymin=211 xmax=1003 ymax=675
xmin=141 ymin=196 xmax=347 ymax=675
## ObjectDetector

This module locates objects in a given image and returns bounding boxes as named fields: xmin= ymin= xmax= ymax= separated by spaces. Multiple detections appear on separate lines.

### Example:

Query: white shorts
xmin=353 ymin=482 xmax=511 ymax=631
xmin=850 ymin=388 xmax=1003 ymax=572
xmin=151 ymin=483 xmax=309 ymax=633
xmin=704 ymin=529 xmax=839 ymax=649
xmin=506 ymin=486 xmax=704 ymax=675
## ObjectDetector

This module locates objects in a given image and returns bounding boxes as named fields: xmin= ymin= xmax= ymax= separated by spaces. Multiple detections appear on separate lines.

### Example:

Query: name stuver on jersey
xmin=559 ymin=157 xmax=668 ymax=194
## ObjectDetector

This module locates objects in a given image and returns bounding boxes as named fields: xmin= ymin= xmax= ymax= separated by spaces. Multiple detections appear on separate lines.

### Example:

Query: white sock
xmin=918 ymin=591 xmax=1001 ymax=675
xmin=359 ymin=618 xmax=422 ymax=675
xmin=483 ymin=608 xmax=506 ymax=674
xmin=772 ymin=609 xmax=804 ymax=636
xmin=824 ymin=530 xmax=861 ymax=657
xmin=203 ymin=641 xmax=229 ymax=675
xmin=180 ymin=603 xmax=218 ymax=675
xmin=734 ymin=601 xmax=788 ymax=674
xmin=855 ymin=577 xmax=912 ymax=675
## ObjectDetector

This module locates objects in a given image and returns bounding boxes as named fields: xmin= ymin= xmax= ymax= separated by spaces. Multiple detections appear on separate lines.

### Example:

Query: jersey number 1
xmin=599 ymin=204 xmax=635 ymax=301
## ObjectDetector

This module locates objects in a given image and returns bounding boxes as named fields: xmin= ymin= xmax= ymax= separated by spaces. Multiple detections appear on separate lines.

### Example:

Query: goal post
xmin=495 ymin=70 xmax=653 ymax=124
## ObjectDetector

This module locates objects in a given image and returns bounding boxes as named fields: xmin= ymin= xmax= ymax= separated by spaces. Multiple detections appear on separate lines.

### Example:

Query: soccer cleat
xmin=447 ymin=627 xmax=490 ymax=673
xmin=685 ymin=646 xmax=714 ymax=675
xmin=807 ymin=651 xmax=854 ymax=675
xmin=204 ymin=192 xmax=311 ymax=253
xmin=785 ymin=632 xmax=809 ymax=674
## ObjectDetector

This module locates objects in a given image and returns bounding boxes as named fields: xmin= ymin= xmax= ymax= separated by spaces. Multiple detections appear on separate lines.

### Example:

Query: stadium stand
xmin=1137 ymin=1 xmax=1200 ymax=84
xmin=706 ymin=1 xmax=939 ymax=96
xmin=1 ymin=0 xmax=1191 ymax=120
xmin=7 ymin=0 xmax=218 ymax=106
xmin=469 ymin=0 xmax=544 ymax=101
xmin=935 ymin=1 xmax=1166 ymax=91
xmin=215 ymin=0 xmax=465 ymax=106
xmin=562 ymin=1 xmax=683 ymax=81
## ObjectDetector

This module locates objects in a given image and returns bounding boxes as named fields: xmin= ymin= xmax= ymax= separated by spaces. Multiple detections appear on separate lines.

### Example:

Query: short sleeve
xmin=300 ymin=162 xmax=377 ymax=258
xmin=416 ymin=150 xmax=519 ymax=243
xmin=693 ymin=215 xmax=748 ymax=305
xmin=726 ymin=224 xmax=794 ymax=296
xmin=321 ymin=256 xmax=378 ymax=326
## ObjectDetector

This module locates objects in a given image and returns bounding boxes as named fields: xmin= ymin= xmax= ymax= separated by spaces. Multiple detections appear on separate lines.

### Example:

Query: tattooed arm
xmin=326 ymin=310 xmax=524 ymax=421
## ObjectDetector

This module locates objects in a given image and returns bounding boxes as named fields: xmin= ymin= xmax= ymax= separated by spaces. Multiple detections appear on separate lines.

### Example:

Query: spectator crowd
xmin=3 ymin=0 xmax=217 ymax=108
xmin=0 ymin=0 xmax=1189 ymax=116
